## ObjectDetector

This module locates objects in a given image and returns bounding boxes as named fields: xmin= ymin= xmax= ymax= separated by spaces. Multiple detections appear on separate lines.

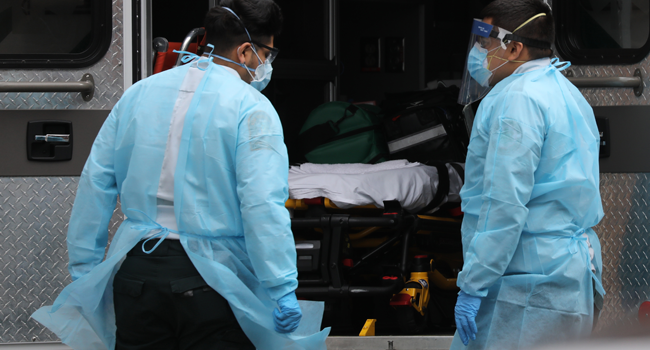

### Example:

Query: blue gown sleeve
xmin=67 ymin=107 xmax=119 ymax=281
xmin=235 ymin=102 xmax=298 ymax=301
xmin=457 ymin=92 xmax=544 ymax=297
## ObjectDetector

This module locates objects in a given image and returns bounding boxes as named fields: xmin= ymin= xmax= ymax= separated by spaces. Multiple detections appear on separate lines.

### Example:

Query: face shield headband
xmin=457 ymin=13 xmax=552 ymax=106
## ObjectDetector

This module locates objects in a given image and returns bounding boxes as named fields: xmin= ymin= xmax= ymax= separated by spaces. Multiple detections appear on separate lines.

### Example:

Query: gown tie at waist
xmin=569 ymin=228 xmax=606 ymax=296
xmin=525 ymin=228 xmax=605 ymax=297
xmin=127 ymin=208 xmax=243 ymax=254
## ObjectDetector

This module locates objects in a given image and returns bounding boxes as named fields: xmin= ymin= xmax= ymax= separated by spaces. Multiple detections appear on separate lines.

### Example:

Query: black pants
xmin=113 ymin=239 xmax=255 ymax=350
xmin=593 ymin=279 xmax=603 ymax=331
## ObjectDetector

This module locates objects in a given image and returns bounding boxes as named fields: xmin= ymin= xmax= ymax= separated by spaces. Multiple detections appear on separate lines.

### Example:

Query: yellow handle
xmin=359 ymin=319 xmax=376 ymax=336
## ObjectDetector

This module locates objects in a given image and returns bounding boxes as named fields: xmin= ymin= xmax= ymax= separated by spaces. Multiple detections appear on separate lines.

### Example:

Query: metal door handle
xmin=35 ymin=134 xmax=70 ymax=142
xmin=566 ymin=69 xmax=644 ymax=97
xmin=0 ymin=73 xmax=95 ymax=101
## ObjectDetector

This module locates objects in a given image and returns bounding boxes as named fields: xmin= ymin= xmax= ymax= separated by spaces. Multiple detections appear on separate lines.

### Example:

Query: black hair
xmin=481 ymin=0 xmax=554 ymax=59
xmin=204 ymin=0 xmax=283 ymax=54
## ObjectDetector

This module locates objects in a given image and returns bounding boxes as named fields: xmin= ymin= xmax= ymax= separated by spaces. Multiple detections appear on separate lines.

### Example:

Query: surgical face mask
xmin=467 ymin=42 xmax=520 ymax=87
xmin=247 ymin=46 xmax=273 ymax=91
xmin=459 ymin=14 xmax=548 ymax=106
xmin=250 ymin=63 xmax=272 ymax=91
xmin=217 ymin=7 xmax=275 ymax=91
xmin=467 ymin=44 xmax=493 ymax=87
xmin=209 ymin=45 xmax=273 ymax=91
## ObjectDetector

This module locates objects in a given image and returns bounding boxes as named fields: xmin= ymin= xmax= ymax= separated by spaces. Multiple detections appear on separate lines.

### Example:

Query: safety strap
xmin=419 ymin=162 xmax=451 ymax=214
xmin=449 ymin=162 xmax=465 ymax=184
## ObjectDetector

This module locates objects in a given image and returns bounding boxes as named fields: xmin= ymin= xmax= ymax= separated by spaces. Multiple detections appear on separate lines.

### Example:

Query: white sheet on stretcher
xmin=288 ymin=160 xmax=464 ymax=212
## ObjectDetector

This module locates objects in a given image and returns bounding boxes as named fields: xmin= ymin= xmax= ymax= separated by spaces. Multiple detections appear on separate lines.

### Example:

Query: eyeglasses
xmin=251 ymin=41 xmax=280 ymax=63
xmin=476 ymin=35 xmax=505 ymax=50
xmin=477 ymin=37 xmax=492 ymax=49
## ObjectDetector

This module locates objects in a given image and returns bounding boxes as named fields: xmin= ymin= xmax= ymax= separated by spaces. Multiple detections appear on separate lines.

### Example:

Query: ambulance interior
xmin=147 ymin=0 xmax=650 ymax=337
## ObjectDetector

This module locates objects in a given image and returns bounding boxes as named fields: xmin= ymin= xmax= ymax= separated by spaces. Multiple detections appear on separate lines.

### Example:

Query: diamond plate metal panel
xmin=546 ymin=0 xmax=650 ymax=331
xmin=545 ymin=0 xmax=650 ymax=106
xmin=0 ymin=179 xmax=647 ymax=341
xmin=0 ymin=0 xmax=124 ymax=110
xmin=0 ymin=177 xmax=124 ymax=343
xmin=593 ymin=174 xmax=650 ymax=333
xmin=542 ymin=0 xmax=650 ymax=106
xmin=569 ymin=65 xmax=650 ymax=107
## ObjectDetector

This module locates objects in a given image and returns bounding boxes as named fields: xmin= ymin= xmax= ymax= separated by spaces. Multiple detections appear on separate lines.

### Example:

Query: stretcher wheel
xmin=395 ymin=306 xmax=428 ymax=334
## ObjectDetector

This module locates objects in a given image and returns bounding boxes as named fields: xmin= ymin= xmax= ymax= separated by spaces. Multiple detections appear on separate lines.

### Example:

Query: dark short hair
xmin=204 ymin=0 xmax=283 ymax=54
xmin=481 ymin=0 xmax=554 ymax=60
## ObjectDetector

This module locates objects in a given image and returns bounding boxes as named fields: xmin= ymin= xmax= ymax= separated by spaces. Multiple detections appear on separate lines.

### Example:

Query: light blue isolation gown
xmin=32 ymin=60 xmax=330 ymax=350
xmin=450 ymin=59 xmax=605 ymax=350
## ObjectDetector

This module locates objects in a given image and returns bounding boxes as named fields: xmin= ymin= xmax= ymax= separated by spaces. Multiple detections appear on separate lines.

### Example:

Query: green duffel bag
xmin=298 ymin=102 xmax=389 ymax=164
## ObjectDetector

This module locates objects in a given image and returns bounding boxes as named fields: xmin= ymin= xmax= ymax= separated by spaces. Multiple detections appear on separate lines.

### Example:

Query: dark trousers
xmin=593 ymin=279 xmax=603 ymax=331
xmin=113 ymin=239 xmax=255 ymax=350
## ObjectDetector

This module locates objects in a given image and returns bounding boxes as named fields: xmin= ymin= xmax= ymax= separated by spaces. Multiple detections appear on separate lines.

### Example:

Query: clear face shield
xmin=458 ymin=14 xmax=552 ymax=106
xmin=458 ymin=19 xmax=514 ymax=106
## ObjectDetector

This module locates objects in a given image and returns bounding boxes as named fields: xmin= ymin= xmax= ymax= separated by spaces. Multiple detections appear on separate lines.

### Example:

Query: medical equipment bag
xmin=298 ymin=102 xmax=389 ymax=164
xmin=382 ymin=85 xmax=469 ymax=164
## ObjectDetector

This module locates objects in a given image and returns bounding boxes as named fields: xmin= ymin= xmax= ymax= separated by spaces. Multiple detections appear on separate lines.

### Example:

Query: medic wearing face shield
xmin=453 ymin=1 xmax=604 ymax=349
xmin=31 ymin=1 xmax=330 ymax=349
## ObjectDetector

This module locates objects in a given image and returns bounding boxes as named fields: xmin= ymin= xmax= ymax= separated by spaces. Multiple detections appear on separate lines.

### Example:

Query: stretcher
xmin=153 ymin=29 xmax=464 ymax=335
xmin=287 ymin=162 xmax=464 ymax=335
xmin=152 ymin=28 xmax=207 ymax=75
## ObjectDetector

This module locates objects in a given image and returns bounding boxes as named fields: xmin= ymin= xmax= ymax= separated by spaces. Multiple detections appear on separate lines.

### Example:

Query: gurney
xmin=286 ymin=160 xmax=464 ymax=335
xmin=288 ymin=160 xmax=463 ymax=212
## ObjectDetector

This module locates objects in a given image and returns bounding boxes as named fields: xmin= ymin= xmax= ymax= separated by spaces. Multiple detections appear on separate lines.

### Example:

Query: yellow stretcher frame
xmin=287 ymin=197 xmax=462 ymax=290
xmin=288 ymin=196 xmax=462 ymax=334
xmin=286 ymin=198 xmax=378 ymax=210
xmin=286 ymin=199 xmax=463 ymax=221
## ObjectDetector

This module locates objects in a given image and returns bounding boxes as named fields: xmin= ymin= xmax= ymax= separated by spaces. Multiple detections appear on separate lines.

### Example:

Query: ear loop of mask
xmin=484 ymin=46 xmax=501 ymax=70
xmin=237 ymin=45 xmax=265 ymax=83
xmin=222 ymin=6 xmax=265 ymax=80
xmin=221 ymin=6 xmax=264 ymax=63
xmin=477 ymin=45 xmax=508 ymax=86
xmin=478 ymin=41 xmax=522 ymax=86
xmin=487 ymin=49 xmax=527 ymax=66
xmin=207 ymin=45 xmax=256 ymax=73
xmin=483 ymin=44 xmax=523 ymax=74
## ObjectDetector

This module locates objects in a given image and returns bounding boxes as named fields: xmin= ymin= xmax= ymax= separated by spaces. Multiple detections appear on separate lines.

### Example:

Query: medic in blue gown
xmin=32 ymin=1 xmax=330 ymax=349
xmin=452 ymin=1 xmax=605 ymax=349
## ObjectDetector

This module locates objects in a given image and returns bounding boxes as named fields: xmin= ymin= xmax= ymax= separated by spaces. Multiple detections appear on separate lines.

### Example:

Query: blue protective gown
xmin=450 ymin=60 xmax=604 ymax=350
xmin=32 ymin=61 xmax=330 ymax=350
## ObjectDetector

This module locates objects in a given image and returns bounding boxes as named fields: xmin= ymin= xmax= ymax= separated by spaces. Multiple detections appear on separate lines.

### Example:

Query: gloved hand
xmin=273 ymin=291 xmax=302 ymax=333
xmin=455 ymin=290 xmax=482 ymax=346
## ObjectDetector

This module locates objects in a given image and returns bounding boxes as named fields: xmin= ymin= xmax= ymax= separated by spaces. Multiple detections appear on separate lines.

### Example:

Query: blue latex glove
xmin=273 ymin=292 xmax=302 ymax=333
xmin=455 ymin=290 xmax=482 ymax=345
